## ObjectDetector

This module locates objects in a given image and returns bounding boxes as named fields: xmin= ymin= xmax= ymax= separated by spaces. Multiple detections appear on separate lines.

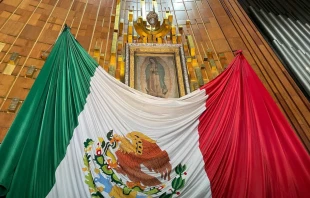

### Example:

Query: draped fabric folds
xmin=0 ymin=28 xmax=309 ymax=198
xmin=199 ymin=51 xmax=310 ymax=197
xmin=0 ymin=27 xmax=98 ymax=197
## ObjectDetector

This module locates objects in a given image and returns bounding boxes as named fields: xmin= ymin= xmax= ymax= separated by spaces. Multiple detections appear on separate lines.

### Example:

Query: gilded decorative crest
xmin=146 ymin=11 xmax=159 ymax=27
xmin=133 ymin=8 xmax=173 ymax=38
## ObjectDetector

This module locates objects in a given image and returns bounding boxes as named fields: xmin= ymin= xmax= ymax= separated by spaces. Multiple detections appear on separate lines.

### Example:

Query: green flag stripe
xmin=0 ymin=27 xmax=98 ymax=198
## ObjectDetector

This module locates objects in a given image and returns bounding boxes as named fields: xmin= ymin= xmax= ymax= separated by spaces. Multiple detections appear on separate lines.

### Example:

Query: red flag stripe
xmin=198 ymin=53 xmax=310 ymax=197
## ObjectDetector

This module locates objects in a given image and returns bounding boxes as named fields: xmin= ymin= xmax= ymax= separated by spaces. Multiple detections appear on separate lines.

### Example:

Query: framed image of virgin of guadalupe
xmin=125 ymin=43 xmax=190 ymax=98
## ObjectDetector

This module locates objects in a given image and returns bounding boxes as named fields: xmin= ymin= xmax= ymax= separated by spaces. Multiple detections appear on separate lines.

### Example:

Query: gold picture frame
xmin=125 ymin=43 xmax=190 ymax=98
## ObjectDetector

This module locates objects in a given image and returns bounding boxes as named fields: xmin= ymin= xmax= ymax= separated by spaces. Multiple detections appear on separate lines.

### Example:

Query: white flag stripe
xmin=48 ymin=67 xmax=211 ymax=198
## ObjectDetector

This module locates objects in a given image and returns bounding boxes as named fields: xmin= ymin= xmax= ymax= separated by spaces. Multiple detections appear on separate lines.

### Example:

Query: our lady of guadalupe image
xmin=145 ymin=57 xmax=168 ymax=98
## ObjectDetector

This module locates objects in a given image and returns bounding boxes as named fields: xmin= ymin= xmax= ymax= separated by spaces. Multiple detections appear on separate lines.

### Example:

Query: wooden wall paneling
xmin=15 ymin=9 xmax=32 ymax=24
xmin=0 ymin=34 xmax=15 ymax=45
xmin=0 ymin=16 xmax=6 ymax=29
xmin=0 ymin=112 xmax=15 ymax=129
xmin=7 ymin=77 xmax=34 ymax=101
xmin=0 ymin=74 xmax=15 ymax=98
xmin=101 ymin=0 xmax=116 ymax=69
xmin=0 ymin=3 xmax=17 ymax=13
xmin=0 ymin=126 xmax=9 ymax=142
xmin=87 ymin=0 xmax=104 ymax=54
xmin=1 ymin=20 xmax=24 ymax=36
xmin=0 ymin=0 xmax=64 ymax=137
xmin=70 ymin=1 xmax=87 ymax=36
xmin=0 ymin=0 xmax=44 ymax=66
xmin=0 ymin=99 xmax=13 ymax=111
xmin=0 ymin=0 xmax=22 ymax=31
xmin=25 ymin=57 xmax=45 ymax=69
xmin=0 ymin=62 xmax=5 ymax=72
xmin=195 ymin=0 xmax=232 ymax=71
xmin=29 ymin=42 xmax=50 ymax=59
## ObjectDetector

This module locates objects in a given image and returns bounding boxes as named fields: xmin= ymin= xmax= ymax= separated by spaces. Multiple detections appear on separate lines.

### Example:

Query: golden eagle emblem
xmin=114 ymin=132 xmax=172 ymax=188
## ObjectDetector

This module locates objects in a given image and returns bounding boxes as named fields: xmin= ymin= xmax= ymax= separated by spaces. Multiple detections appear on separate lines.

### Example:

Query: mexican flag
xmin=0 ymin=27 xmax=309 ymax=198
